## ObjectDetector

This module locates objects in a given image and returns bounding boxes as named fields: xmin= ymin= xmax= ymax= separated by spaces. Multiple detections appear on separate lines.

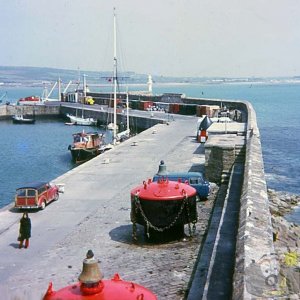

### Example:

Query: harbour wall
xmin=0 ymin=104 xmax=60 ymax=119
xmin=0 ymin=95 xmax=274 ymax=298
xmin=190 ymin=98 xmax=274 ymax=298
xmin=232 ymin=101 xmax=274 ymax=299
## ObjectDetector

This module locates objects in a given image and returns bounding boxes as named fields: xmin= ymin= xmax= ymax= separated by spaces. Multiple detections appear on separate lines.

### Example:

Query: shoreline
xmin=268 ymin=189 xmax=300 ymax=296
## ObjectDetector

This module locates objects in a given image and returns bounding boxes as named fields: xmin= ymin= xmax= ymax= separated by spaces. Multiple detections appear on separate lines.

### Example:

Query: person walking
xmin=18 ymin=212 xmax=31 ymax=249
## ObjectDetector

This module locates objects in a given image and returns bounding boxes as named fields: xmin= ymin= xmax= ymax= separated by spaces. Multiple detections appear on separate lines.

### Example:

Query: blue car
xmin=152 ymin=171 xmax=210 ymax=200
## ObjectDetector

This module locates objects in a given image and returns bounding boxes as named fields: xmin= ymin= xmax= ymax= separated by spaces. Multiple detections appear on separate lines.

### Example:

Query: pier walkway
xmin=0 ymin=116 xmax=229 ymax=299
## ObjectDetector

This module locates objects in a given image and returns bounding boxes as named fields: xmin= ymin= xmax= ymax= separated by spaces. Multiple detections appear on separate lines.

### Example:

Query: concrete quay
xmin=0 ymin=98 xmax=279 ymax=299
xmin=0 ymin=116 xmax=218 ymax=299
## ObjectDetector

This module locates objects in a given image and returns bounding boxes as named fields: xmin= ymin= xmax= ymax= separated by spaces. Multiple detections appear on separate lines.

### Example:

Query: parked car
xmin=15 ymin=181 xmax=59 ymax=210
xmin=153 ymin=171 xmax=210 ymax=200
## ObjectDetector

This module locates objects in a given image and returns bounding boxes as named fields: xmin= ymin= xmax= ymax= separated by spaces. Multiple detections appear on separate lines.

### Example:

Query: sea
xmin=0 ymin=82 xmax=299 ymax=223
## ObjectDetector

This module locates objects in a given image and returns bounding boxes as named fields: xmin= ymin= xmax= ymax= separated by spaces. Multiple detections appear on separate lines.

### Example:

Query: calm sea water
xmin=1 ymin=83 xmax=299 ymax=223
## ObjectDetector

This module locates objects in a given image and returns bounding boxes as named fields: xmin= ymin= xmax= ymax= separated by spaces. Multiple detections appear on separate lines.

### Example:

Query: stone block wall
xmin=205 ymin=135 xmax=246 ymax=184
xmin=0 ymin=104 xmax=60 ymax=119
xmin=232 ymin=102 xmax=276 ymax=299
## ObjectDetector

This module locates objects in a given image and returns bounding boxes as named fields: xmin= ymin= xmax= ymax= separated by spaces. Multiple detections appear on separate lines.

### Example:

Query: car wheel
xmin=41 ymin=201 xmax=46 ymax=210
xmin=54 ymin=192 xmax=59 ymax=201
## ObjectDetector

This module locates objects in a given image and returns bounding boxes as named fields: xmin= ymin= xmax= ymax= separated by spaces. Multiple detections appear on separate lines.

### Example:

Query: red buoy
xmin=130 ymin=178 xmax=197 ymax=242
xmin=43 ymin=250 xmax=157 ymax=300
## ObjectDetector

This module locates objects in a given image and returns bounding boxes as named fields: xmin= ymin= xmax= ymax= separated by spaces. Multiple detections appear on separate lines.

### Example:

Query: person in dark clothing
xmin=18 ymin=212 xmax=31 ymax=249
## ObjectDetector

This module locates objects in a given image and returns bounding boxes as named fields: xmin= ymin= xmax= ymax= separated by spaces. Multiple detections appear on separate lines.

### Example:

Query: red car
xmin=15 ymin=182 xmax=59 ymax=210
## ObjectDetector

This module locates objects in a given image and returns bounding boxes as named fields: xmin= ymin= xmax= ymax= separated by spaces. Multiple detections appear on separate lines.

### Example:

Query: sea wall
xmin=181 ymin=97 xmax=275 ymax=297
xmin=232 ymin=101 xmax=275 ymax=299
xmin=0 ymin=104 xmax=60 ymax=119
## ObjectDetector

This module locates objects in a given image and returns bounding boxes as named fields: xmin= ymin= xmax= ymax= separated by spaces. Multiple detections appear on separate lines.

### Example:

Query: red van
xmin=15 ymin=182 xmax=59 ymax=210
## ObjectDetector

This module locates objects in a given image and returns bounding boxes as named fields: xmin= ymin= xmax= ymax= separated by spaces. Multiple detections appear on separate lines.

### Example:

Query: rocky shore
xmin=268 ymin=189 xmax=300 ymax=297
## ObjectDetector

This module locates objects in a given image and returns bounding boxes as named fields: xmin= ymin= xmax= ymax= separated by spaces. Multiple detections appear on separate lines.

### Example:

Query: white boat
xmin=12 ymin=114 xmax=35 ymax=124
xmin=66 ymin=113 xmax=97 ymax=126
xmin=107 ymin=122 xmax=119 ymax=131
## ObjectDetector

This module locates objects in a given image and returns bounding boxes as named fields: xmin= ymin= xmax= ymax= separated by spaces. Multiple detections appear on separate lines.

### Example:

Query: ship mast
xmin=113 ymin=7 xmax=117 ymax=144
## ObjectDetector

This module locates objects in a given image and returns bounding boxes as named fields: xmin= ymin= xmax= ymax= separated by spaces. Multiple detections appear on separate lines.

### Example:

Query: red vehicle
xmin=15 ymin=182 xmax=59 ymax=210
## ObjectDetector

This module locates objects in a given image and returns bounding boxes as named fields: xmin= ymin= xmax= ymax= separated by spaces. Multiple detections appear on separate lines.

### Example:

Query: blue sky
xmin=0 ymin=0 xmax=299 ymax=77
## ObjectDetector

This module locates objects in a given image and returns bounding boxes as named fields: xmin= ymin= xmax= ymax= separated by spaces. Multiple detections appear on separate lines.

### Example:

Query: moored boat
xmin=107 ymin=122 xmax=119 ymax=131
xmin=66 ymin=113 xmax=97 ymax=126
xmin=68 ymin=131 xmax=108 ymax=163
xmin=17 ymin=95 xmax=41 ymax=105
xmin=12 ymin=115 xmax=35 ymax=124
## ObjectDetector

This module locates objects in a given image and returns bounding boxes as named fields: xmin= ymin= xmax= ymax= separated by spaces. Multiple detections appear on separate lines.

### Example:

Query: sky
xmin=0 ymin=0 xmax=300 ymax=78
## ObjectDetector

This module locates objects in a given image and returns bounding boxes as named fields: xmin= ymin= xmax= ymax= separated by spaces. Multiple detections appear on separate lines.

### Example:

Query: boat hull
xmin=66 ymin=114 xmax=97 ymax=126
xmin=69 ymin=147 xmax=102 ymax=163
xmin=12 ymin=117 xmax=35 ymax=124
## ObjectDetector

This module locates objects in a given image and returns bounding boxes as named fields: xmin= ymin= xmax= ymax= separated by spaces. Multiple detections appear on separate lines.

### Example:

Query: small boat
xmin=66 ymin=113 xmax=97 ymax=126
xmin=12 ymin=115 xmax=35 ymax=124
xmin=17 ymin=96 xmax=41 ymax=105
xmin=68 ymin=131 xmax=108 ymax=163
xmin=107 ymin=122 xmax=119 ymax=131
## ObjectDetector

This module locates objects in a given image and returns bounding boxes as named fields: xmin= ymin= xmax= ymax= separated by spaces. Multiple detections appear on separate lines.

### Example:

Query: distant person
xmin=18 ymin=212 xmax=31 ymax=249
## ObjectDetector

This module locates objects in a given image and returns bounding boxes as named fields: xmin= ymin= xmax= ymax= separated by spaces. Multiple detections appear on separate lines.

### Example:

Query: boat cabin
xmin=72 ymin=132 xmax=102 ymax=149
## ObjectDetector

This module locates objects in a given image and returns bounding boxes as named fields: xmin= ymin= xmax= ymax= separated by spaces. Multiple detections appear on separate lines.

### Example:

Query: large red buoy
xmin=43 ymin=250 xmax=157 ymax=300
xmin=130 ymin=177 xmax=197 ymax=242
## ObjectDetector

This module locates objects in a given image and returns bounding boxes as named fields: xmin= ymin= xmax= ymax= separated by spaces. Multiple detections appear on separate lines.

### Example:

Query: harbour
xmin=0 ymin=83 xmax=299 ymax=299
xmin=1 ymin=1 xmax=300 ymax=298
xmin=0 ymin=111 xmax=241 ymax=299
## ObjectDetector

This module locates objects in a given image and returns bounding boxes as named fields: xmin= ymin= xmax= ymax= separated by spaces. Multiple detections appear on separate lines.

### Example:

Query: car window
xmin=27 ymin=189 xmax=36 ymax=197
xmin=17 ymin=189 xmax=26 ymax=197
xmin=38 ymin=186 xmax=47 ymax=194
xmin=189 ymin=178 xmax=199 ymax=184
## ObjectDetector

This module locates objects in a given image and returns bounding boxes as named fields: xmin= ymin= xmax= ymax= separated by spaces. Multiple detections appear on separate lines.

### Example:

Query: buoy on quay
xmin=197 ymin=115 xmax=212 ymax=143
xmin=43 ymin=250 xmax=157 ymax=300
xmin=130 ymin=169 xmax=198 ymax=242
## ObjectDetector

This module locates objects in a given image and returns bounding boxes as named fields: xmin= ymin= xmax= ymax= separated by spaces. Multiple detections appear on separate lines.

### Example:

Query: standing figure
xmin=18 ymin=212 xmax=31 ymax=249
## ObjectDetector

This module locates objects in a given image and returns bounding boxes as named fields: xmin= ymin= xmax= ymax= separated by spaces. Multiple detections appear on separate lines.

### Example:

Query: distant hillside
xmin=0 ymin=66 xmax=209 ymax=87
xmin=0 ymin=66 xmax=299 ymax=87
xmin=0 ymin=66 xmax=191 ymax=86
xmin=0 ymin=66 xmax=142 ymax=86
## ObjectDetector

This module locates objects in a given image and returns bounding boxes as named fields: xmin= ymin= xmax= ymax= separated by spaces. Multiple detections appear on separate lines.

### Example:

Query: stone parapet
xmin=205 ymin=134 xmax=246 ymax=183
xmin=232 ymin=102 xmax=276 ymax=299
xmin=0 ymin=104 xmax=60 ymax=119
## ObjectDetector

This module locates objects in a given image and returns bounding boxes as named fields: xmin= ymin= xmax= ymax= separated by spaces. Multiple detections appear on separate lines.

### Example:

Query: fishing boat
xmin=17 ymin=95 xmax=41 ymax=105
xmin=12 ymin=114 xmax=35 ymax=124
xmin=68 ymin=131 xmax=106 ymax=163
xmin=66 ymin=113 xmax=97 ymax=126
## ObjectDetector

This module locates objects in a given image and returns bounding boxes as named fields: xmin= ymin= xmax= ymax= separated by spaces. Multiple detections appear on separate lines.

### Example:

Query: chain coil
xmin=132 ymin=191 xmax=197 ymax=240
